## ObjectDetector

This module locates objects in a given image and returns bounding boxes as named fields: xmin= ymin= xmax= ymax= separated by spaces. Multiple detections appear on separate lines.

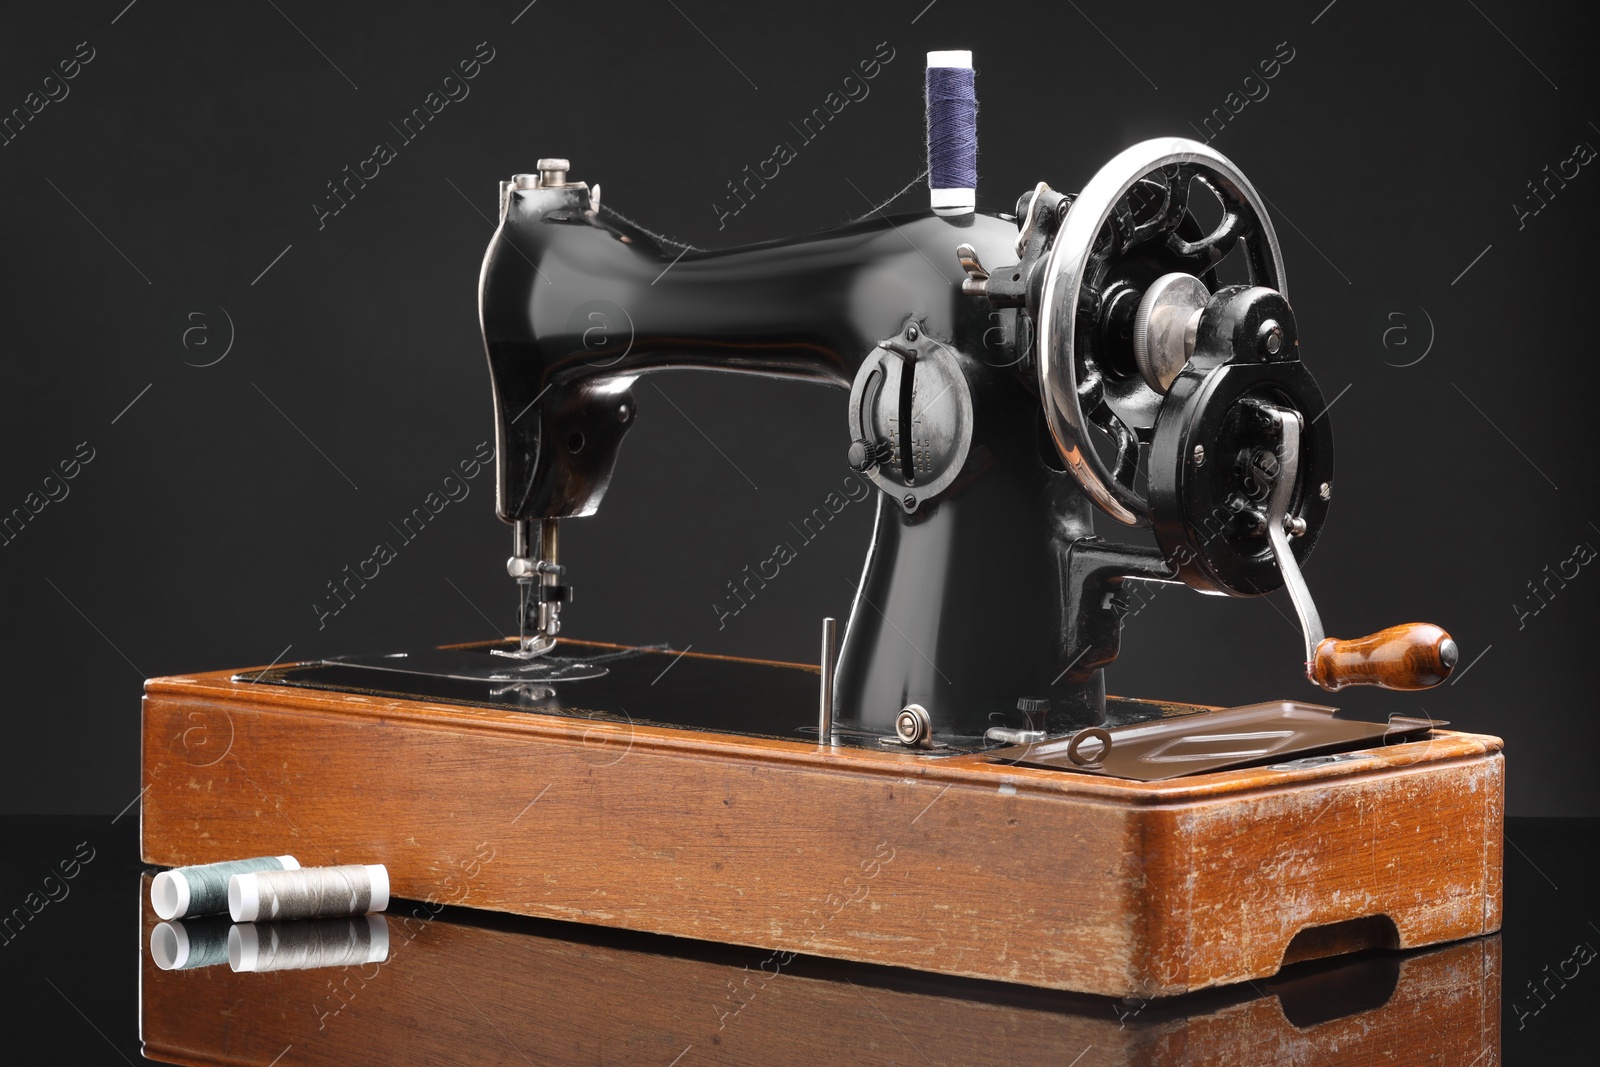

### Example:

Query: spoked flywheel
xmin=1035 ymin=139 xmax=1287 ymax=525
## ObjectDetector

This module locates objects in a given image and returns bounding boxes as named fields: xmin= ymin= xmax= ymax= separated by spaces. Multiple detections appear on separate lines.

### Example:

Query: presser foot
xmin=502 ymin=518 xmax=569 ymax=662
xmin=491 ymin=634 xmax=558 ymax=660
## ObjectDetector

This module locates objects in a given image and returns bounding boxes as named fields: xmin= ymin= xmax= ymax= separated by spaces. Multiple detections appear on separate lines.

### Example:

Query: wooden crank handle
xmin=1308 ymin=623 xmax=1458 ymax=692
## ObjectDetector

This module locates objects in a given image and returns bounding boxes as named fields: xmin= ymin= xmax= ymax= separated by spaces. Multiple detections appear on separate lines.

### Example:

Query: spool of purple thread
xmin=926 ymin=50 xmax=977 ymax=215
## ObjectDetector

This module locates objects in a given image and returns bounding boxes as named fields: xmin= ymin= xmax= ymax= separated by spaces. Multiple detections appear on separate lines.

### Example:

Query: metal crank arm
xmin=1261 ymin=407 xmax=1459 ymax=692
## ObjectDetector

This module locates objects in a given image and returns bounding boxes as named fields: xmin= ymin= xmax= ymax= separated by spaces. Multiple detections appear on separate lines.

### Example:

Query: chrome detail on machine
xmin=1035 ymin=138 xmax=1288 ymax=526
xmin=1131 ymin=271 xmax=1208 ymax=394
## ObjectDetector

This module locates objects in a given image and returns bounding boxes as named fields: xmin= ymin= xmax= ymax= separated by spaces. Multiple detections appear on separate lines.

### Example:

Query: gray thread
xmin=598 ymin=172 xmax=928 ymax=256
xmin=848 ymin=170 xmax=930 ymax=223
xmin=248 ymin=865 xmax=377 ymax=920
xmin=599 ymin=204 xmax=707 ymax=252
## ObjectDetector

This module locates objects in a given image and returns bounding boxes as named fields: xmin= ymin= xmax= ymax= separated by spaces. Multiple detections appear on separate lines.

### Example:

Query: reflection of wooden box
xmin=140 ymin=643 xmax=1503 ymax=997
xmin=137 ymin=879 xmax=1501 ymax=1067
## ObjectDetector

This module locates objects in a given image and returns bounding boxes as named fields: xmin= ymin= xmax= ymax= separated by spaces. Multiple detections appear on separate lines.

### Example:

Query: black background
xmin=2 ymin=0 xmax=1595 ymax=817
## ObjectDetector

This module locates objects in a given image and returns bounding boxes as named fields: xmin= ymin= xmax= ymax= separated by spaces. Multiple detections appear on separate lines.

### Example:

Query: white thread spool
xmin=228 ymin=863 xmax=389 ymax=922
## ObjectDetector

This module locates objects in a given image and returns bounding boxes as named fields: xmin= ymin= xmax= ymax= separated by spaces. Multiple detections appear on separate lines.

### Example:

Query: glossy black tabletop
xmin=1 ymin=815 xmax=1594 ymax=1064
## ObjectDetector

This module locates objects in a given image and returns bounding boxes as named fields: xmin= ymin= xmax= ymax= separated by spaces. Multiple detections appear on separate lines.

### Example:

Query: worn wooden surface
xmin=140 ymin=644 xmax=1504 ymax=997
xmin=137 ymin=879 xmax=1501 ymax=1067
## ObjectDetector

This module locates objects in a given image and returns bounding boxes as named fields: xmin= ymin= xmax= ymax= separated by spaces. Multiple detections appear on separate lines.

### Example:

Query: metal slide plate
xmin=987 ymin=701 xmax=1443 ymax=781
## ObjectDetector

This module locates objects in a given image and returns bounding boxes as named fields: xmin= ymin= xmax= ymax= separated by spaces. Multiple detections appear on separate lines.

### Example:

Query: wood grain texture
xmin=137 ymin=884 xmax=1501 ymax=1066
xmin=1311 ymin=623 xmax=1455 ymax=691
xmin=140 ymin=644 xmax=1503 ymax=997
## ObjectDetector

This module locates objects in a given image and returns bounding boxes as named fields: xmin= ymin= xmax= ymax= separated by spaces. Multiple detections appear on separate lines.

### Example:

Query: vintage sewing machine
xmin=140 ymin=54 xmax=1502 ymax=997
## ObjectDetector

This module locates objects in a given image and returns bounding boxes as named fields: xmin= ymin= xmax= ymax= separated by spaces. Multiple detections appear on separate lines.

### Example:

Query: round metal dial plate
xmin=847 ymin=339 xmax=973 ymax=512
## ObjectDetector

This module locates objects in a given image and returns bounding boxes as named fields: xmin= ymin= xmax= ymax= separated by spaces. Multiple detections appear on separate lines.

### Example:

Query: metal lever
xmin=1261 ymin=408 xmax=1323 ymax=664
xmin=1260 ymin=406 xmax=1458 ymax=691
xmin=954 ymin=243 xmax=989 ymax=296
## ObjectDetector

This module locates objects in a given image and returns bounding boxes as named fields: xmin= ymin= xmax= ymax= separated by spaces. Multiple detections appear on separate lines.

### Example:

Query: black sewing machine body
xmin=475 ymin=152 xmax=1381 ymax=742
xmin=480 ymin=185 xmax=1120 ymax=735
xmin=482 ymin=184 xmax=1126 ymax=737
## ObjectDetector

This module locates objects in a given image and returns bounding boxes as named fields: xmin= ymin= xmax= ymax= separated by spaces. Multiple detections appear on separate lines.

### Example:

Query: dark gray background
xmin=2 ymin=0 xmax=1593 ymax=816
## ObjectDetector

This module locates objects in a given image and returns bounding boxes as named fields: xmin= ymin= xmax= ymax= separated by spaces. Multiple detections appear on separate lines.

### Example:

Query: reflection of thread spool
xmin=151 ymin=855 xmax=299 ymax=920
xmin=228 ymin=914 xmax=391 ymax=973
xmin=229 ymin=864 xmax=390 ymax=922
xmin=150 ymin=918 xmax=233 ymax=970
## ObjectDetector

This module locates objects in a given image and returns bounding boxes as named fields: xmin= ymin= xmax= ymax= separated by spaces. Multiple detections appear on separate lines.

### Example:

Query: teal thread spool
xmin=150 ymin=855 xmax=299 ymax=920
xmin=150 ymin=918 xmax=232 ymax=970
